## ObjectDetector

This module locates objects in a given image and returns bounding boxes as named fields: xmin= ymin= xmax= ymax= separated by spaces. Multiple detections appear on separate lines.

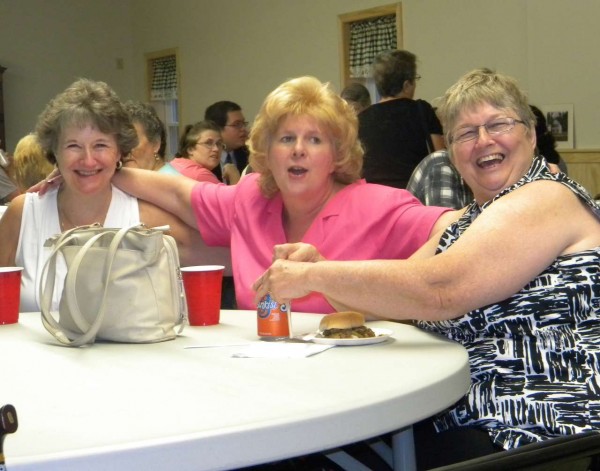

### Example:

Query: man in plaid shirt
xmin=407 ymin=150 xmax=473 ymax=209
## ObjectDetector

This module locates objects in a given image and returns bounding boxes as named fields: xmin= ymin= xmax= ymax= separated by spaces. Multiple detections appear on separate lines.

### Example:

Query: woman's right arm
xmin=112 ymin=168 xmax=198 ymax=228
xmin=0 ymin=195 xmax=25 ymax=266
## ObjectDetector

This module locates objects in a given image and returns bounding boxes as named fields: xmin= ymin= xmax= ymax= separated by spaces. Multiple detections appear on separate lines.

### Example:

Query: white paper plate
xmin=303 ymin=328 xmax=393 ymax=346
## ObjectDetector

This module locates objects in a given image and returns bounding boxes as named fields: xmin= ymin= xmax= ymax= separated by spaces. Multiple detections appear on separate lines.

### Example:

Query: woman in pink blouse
xmin=103 ymin=77 xmax=455 ymax=312
xmin=170 ymin=120 xmax=239 ymax=184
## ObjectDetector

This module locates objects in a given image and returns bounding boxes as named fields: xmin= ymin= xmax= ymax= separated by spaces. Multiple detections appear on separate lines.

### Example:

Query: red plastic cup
xmin=181 ymin=265 xmax=224 ymax=326
xmin=0 ymin=267 xmax=23 ymax=325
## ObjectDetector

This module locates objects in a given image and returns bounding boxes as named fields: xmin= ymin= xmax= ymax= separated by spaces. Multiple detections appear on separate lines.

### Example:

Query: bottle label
xmin=257 ymin=294 xmax=290 ymax=338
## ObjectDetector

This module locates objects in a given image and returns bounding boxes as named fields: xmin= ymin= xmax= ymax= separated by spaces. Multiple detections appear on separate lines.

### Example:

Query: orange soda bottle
xmin=257 ymin=293 xmax=291 ymax=340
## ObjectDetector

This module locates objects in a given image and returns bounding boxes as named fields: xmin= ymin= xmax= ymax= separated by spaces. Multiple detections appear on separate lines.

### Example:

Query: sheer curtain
xmin=348 ymin=15 xmax=397 ymax=79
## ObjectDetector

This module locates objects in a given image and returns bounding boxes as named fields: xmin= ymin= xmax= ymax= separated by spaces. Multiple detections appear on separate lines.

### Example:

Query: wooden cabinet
xmin=561 ymin=150 xmax=600 ymax=199
xmin=0 ymin=65 xmax=5 ymax=149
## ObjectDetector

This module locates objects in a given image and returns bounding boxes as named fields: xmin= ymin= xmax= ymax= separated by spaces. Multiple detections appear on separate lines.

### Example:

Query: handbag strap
xmin=40 ymin=224 xmax=103 ymax=345
xmin=61 ymin=229 xmax=125 ymax=346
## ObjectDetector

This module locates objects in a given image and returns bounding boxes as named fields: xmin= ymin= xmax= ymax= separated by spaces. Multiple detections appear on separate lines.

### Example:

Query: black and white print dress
xmin=416 ymin=156 xmax=600 ymax=450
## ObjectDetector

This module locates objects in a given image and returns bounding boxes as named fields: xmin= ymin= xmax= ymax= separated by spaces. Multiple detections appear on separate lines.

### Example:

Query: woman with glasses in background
xmin=360 ymin=49 xmax=445 ymax=189
xmin=256 ymin=69 xmax=600 ymax=469
xmin=204 ymin=101 xmax=250 ymax=184
xmin=170 ymin=120 xmax=240 ymax=184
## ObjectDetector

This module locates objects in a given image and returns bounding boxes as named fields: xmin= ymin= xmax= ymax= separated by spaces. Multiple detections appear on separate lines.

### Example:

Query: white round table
xmin=1 ymin=310 xmax=470 ymax=470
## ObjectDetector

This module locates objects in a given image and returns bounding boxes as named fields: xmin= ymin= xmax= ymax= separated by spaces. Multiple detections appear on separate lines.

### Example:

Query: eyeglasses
xmin=225 ymin=121 xmax=249 ymax=130
xmin=196 ymin=139 xmax=224 ymax=150
xmin=450 ymin=118 xmax=526 ymax=144
xmin=414 ymin=74 xmax=422 ymax=81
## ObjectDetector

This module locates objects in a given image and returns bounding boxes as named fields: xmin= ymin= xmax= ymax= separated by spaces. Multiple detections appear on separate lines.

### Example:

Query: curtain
xmin=349 ymin=15 xmax=397 ymax=79
xmin=151 ymin=56 xmax=178 ymax=100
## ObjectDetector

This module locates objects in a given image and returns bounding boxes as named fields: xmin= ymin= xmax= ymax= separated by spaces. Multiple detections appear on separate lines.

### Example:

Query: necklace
xmin=57 ymin=190 xmax=112 ymax=232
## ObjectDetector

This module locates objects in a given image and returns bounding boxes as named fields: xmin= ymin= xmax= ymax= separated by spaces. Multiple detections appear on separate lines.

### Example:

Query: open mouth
xmin=477 ymin=154 xmax=504 ymax=169
xmin=288 ymin=166 xmax=308 ymax=176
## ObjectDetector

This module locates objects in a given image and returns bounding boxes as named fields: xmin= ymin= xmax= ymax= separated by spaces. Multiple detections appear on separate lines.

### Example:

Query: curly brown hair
xmin=36 ymin=78 xmax=137 ymax=164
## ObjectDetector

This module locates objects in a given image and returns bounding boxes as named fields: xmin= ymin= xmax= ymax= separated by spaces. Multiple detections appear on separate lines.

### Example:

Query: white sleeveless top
xmin=15 ymin=185 xmax=140 ymax=311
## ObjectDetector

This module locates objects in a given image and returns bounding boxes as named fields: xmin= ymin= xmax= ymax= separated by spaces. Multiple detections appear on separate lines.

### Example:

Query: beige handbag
xmin=40 ymin=223 xmax=186 ymax=347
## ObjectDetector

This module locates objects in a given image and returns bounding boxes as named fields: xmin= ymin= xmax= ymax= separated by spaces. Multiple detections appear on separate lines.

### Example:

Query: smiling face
xmin=449 ymin=102 xmax=536 ymax=204
xmin=267 ymin=114 xmax=337 ymax=203
xmin=187 ymin=130 xmax=222 ymax=170
xmin=56 ymin=124 xmax=120 ymax=195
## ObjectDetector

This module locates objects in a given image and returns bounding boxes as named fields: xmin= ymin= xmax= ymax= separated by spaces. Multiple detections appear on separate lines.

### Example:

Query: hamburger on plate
xmin=318 ymin=311 xmax=375 ymax=339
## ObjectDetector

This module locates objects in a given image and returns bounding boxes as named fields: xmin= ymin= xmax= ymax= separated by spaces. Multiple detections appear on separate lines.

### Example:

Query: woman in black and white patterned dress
xmin=255 ymin=69 xmax=600 ymax=468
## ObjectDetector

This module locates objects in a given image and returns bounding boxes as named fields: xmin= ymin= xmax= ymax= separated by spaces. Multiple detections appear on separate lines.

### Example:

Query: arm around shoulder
xmin=263 ymin=182 xmax=589 ymax=322
xmin=113 ymin=168 xmax=197 ymax=227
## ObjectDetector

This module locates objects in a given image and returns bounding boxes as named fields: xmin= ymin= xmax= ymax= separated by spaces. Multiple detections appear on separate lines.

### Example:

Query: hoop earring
xmin=116 ymin=160 xmax=123 ymax=171
xmin=154 ymin=153 xmax=160 ymax=161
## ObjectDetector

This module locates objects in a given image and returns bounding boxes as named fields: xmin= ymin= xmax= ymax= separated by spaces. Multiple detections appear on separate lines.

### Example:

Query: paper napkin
xmin=232 ymin=342 xmax=334 ymax=358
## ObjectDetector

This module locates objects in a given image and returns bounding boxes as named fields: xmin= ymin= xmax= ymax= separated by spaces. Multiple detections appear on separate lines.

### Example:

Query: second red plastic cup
xmin=181 ymin=265 xmax=224 ymax=326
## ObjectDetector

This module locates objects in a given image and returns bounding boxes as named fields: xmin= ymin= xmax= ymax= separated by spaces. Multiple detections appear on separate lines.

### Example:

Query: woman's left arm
xmin=258 ymin=181 xmax=599 ymax=321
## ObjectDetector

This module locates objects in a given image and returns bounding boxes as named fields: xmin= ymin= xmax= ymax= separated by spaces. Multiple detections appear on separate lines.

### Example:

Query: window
xmin=339 ymin=3 xmax=402 ymax=103
xmin=146 ymin=49 xmax=180 ymax=158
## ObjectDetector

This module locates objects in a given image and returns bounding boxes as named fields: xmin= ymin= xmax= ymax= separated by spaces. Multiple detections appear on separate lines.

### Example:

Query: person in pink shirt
xmin=170 ymin=120 xmax=239 ymax=184
xmin=107 ymin=76 xmax=456 ymax=313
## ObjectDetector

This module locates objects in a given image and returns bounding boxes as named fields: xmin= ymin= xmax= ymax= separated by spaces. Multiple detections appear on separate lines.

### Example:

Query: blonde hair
xmin=11 ymin=134 xmax=54 ymax=190
xmin=249 ymin=76 xmax=363 ymax=198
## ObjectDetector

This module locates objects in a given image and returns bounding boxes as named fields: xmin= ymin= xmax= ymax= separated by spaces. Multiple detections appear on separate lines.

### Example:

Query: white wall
xmin=405 ymin=0 xmax=600 ymax=148
xmin=128 ymin=0 xmax=391 ymax=135
xmin=1 ymin=0 xmax=600 ymax=151
xmin=130 ymin=0 xmax=600 ymax=149
xmin=0 ymin=0 xmax=134 ymax=150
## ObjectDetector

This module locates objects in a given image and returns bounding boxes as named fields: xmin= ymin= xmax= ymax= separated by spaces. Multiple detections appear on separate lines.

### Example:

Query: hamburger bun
xmin=319 ymin=311 xmax=365 ymax=331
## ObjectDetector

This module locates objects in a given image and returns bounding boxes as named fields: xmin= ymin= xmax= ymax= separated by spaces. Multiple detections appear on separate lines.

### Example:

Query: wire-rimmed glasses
xmin=450 ymin=118 xmax=526 ymax=144
xmin=225 ymin=121 xmax=249 ymax=130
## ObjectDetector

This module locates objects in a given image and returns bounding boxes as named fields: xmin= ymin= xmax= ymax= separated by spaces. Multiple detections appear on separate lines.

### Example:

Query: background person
xmin=10 ymin=133 xmax=54 ymax=192
xmin=122 ymin=101 xmax=180 ymax=174
xmin=255 ymin=69 xmax=600 ymax=469
xmin=359 ymin=49 xmax=445 ymax=189
xmin=106 ymin=76 xmax=455 ymax=313
xmin=530 ymin=104 xmax=569 ymax=174
xmin=0 ymin=140 xmax=20 ymax=204
xmin=0 ymin=167 xmax=19 ymax=204
xmin=406 ymin=149 xmax=473 ymax=209
xmin=170 ymin=121 xmax=231 ymax=184
xmin=204 ymin=100 xmax=249 ymax=184
xmin=340 ymin=82 xmax=371 ymax=114
xmin=0 ymin=78 xmax=226 ymax=311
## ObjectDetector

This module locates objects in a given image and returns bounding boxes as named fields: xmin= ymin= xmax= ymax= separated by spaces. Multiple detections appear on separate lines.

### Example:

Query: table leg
xmin=392 ymin=426 xmax=416 ymax=471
